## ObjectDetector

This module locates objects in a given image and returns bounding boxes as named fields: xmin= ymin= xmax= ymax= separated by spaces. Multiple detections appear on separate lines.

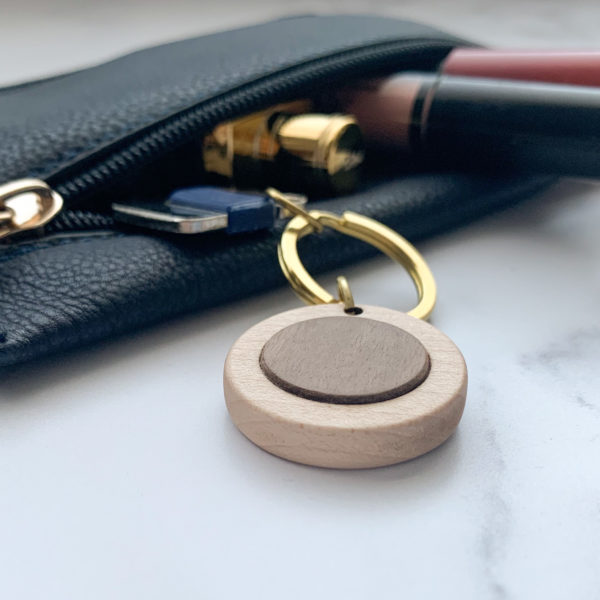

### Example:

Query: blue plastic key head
xmin=168 ymin=186 xmax=276 ymax=234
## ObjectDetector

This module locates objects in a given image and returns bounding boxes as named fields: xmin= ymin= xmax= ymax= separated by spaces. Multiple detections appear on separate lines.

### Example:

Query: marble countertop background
xmin=1 ymin=2 xmax=598 ymax=598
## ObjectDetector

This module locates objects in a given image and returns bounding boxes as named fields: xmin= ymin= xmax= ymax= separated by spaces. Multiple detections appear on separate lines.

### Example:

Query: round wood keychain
xmin=224 ymin=190 xmax=467 ymax=469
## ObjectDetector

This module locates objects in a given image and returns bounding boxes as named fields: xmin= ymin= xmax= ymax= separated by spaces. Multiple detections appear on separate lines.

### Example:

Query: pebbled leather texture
xmin=0 ymin=15 xmax=552 ymax=367
xmin=0 ymin=173 xmax=550 ymax=367
xmin=0 ymin=15 xmax=462 ymax=185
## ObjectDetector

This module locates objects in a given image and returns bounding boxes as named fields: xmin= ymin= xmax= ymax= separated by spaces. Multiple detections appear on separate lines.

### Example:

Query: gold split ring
xmin=275 ymin=201 xmax=437 ymax=321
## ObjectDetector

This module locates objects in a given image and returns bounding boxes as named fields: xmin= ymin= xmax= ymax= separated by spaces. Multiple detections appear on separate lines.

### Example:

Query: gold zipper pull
xmin=0 ymin=179 xmax=63 ymax=240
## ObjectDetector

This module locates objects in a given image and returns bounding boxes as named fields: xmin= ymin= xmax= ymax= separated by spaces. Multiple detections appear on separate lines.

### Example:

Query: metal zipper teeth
xmin=45 ymin=39 xmax=457 ymax=230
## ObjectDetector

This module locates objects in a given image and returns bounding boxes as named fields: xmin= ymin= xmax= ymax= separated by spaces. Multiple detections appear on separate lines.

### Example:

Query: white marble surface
xmin=1 ymin=3 xmax=599 ymax=599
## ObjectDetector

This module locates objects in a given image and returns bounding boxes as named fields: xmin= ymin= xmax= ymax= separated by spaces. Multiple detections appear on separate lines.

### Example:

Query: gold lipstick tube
xmin=202 ymin=101 xmax=364 ymax=195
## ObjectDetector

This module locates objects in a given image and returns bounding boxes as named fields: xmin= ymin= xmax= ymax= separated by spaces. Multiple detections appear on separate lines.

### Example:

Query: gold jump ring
xmin=277 ymin=209 xmax=437 ymax=320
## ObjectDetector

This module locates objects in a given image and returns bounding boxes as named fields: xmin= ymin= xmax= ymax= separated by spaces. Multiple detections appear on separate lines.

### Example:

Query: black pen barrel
xmin=416 ymin=74 xmax=600 ymax=176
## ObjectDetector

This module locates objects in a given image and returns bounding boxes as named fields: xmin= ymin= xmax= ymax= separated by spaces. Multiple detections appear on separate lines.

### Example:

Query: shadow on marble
xmin=222 ymin=410 xmax=464 ymax=508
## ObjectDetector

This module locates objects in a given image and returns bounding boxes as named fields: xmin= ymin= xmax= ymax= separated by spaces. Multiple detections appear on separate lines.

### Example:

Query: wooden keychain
xmin=224 ymin=189 xmax=467 ymax=469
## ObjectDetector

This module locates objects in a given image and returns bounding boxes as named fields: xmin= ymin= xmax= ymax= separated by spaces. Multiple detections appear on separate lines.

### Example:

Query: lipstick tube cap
xmin=203 ymin=105 xmax=364 ymax=195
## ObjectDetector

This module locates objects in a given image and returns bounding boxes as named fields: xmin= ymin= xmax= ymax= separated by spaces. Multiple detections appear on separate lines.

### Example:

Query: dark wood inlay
xmin=259 ymin=316 xmax=430 ymax=404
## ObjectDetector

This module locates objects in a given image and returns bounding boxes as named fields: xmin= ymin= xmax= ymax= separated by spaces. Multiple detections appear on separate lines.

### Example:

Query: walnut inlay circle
xmin=259 ymin=316 xmax=430 ymax=404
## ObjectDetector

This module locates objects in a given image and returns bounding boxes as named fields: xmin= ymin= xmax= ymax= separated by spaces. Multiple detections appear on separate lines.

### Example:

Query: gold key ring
xmin=270 ymin=191 xmax=437 ymax=321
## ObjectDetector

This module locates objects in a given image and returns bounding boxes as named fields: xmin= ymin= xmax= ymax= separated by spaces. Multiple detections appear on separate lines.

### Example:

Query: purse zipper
xmin=3 ymin=38 xmax=458 ymax=239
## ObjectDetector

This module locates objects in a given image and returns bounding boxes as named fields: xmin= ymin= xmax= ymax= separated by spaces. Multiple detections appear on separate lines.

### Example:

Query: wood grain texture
xmin=224 ymin=304 xmax=468 ymax=469
xmin=259 ymin=316 xmax=430 ymax=404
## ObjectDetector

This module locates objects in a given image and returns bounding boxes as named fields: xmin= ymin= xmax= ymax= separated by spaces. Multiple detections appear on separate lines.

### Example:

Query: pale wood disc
xmin=224 ymin=304 xmax=467 ymax=469
xmin=259 ymin=316 xmax=430 ymax=404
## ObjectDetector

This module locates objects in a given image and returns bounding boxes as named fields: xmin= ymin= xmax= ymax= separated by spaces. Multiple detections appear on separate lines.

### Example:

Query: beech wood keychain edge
xmin=223 ymin=189 xmax=467 ymax=469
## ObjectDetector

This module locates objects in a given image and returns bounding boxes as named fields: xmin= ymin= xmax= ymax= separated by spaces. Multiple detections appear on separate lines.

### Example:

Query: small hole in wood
xmin=344 ymin=306 xmax=363 ymax=315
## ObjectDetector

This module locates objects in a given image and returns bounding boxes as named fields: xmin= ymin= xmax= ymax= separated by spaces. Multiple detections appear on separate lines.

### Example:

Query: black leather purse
xmin=0 ymin=15 xmax=549 ymax=367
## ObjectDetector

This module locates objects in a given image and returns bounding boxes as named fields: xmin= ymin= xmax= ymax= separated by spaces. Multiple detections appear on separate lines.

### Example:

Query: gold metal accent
xmin=336 ymin=275 xmax=356 ymax=312
xmin=266 ymin=188 xmax=323 ymax=232
xmin=203 ymin=101 xmax=310 ymax=179
xmin=277 ymin=209 xmax=437 ymax=321
xmin=202 ymin=101 xmax=364 ymax=195
xmin=0 ymin=208 xmax=14 ymax=223
xmin=0 ymin=179 xmax=63 ymax=240
xmin=276 ymin=113 xmax=364 ymax=178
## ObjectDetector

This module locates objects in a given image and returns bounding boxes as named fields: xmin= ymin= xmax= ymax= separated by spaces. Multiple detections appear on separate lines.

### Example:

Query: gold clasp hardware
xmin=0 ymin=179 xmax=63 ymax=240
xmin=336 ymin=275 xmax=359 ymax=314
xmin=267 ymin=188 xmax=437 ymax=320
xmin=266 ymin=188 xmax=323 ymax=231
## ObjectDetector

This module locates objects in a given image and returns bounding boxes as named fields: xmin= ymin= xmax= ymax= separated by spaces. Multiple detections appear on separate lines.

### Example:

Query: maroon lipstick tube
xmin=441 ymin=48 xmax=600 ymax=87
xmin=337 ymin=73 xmax=600 ymax=177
